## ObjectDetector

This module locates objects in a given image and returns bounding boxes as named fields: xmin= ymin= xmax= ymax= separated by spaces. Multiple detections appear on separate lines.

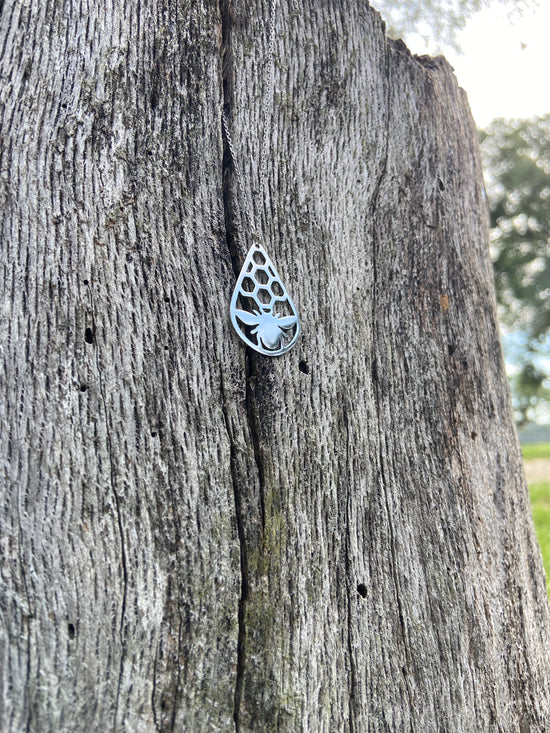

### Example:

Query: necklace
xmin=223 ymin=0 xmax=300 ymax=357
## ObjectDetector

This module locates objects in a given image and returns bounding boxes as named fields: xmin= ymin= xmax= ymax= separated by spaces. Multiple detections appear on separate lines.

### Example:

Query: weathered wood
xmin=1 ymin=1 xmax=549 ymax=731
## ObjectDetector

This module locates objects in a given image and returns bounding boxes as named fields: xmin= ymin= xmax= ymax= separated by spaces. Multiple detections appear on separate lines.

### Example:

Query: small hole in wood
xmin=448 ymin=343 xmax=456 ymax=356
xmin=84 ymin=327 xmax=94 ymax=345
xmin=80 ymin=384 xmax=88 ymax=392
xmin=164 ymin=296 xmax=170 ymax=303
xmin=151 ymin=431 xmax=158 ymax=438
xmin=438 ymin=178 xmax=445 ymax=191
xmin=357 ymin=584 xmax=368 ymax=598
xmin=68 ymin=623 xmax=75 ymax=639
xmin=83 ymin=279 xmax=89 ymax=285
xmin=471 ymin=431 xmax=478 ymax=440
xmin=299 ymin=361 xmax=310 ymax=374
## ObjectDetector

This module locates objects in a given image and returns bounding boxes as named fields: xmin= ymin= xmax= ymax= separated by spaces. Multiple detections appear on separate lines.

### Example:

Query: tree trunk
xmin=1 ymin=0 xmax=549 ymax=731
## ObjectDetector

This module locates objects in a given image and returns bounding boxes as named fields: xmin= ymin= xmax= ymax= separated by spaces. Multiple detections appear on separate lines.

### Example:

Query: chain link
xmin=222 ymin=109 xmax=257 ymax=237
xmin=222 ymin=0 xmax=279 ymax=245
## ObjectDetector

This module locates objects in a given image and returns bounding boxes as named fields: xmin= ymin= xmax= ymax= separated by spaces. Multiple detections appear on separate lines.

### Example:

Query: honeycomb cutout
xmin=242 ymin=255 xmax=286 ymax=311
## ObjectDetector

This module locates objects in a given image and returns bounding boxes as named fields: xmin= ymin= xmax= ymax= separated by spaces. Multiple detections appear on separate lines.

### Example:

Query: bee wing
xmin=277 ymin=315 xmax=298 ymax=329
xmin=235 ymin=309 xmax=261 ymax=326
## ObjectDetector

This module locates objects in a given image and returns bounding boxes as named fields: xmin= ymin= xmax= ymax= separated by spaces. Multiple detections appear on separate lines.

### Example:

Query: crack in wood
xmin=370 ymin=40 xmax=391 ymax=340
xmin=220 ymin=400 xmax=249 ymax=733
xmin=217 ymin=1 xmax=276 ymax=727
xmin=244 ymin=355 xmax=266 ymax=529
xmin=151 ymin=645 xmax=160 ymax=732
xmin=219 ymin=2 xmax=248 ymax=728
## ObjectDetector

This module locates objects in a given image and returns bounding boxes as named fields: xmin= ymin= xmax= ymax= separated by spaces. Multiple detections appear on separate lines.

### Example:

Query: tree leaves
xmin=372 ymin=0 xmax=534 ymax=49
xmin=481 ymin=115 xmax=550 ymax=423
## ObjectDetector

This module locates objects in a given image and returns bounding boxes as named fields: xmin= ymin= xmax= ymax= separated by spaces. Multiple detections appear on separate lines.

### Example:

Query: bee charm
xmin=230 ymin=243 xmax=300 ymax=356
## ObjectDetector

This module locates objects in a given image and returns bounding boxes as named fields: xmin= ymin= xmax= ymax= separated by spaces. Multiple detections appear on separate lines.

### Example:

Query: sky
xmin=408 ymin=1 xmax=550 ymax=128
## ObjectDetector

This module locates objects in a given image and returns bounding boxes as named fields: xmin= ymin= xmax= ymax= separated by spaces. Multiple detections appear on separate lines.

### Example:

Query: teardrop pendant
xmin=230 ymin=243 xmax=300 ymax=356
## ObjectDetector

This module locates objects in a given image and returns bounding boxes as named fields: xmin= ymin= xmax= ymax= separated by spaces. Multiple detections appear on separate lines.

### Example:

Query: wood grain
xmin=1 ymin=0 xmax=549 ymax=730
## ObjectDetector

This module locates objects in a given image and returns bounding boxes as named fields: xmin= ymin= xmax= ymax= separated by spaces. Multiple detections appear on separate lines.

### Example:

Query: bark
xmin=1 ymin=0 xmax=549 ymax=731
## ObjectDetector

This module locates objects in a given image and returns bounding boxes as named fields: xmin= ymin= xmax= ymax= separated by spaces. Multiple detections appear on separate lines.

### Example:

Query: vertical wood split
xmin=219 ymin=2 xmax=251 ymax=728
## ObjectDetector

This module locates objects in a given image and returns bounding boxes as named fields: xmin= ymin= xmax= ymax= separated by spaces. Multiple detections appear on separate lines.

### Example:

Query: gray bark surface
xmin=1 ymin=0 xmax=549 ymax=731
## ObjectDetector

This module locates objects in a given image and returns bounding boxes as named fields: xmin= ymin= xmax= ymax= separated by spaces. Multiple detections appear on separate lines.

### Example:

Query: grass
xmin=522 ymin=443 xmax=550 ymax=597
xmin=522 ymin=442 xmax=550 ymax=460
xmin=529 ymin=481 xmax=550 ymax=597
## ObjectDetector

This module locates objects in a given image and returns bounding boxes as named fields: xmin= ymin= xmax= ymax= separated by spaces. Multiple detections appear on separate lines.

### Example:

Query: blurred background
xmin=371 ymin=0 xmax=550 ymax=594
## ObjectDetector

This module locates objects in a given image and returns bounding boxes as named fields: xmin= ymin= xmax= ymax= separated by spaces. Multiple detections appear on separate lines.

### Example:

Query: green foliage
xmin=480 ymin=115 xmax=550 ymax=424
xmin=373 ymin=0 xmax=532 ymax=48
xmin=522 ymin=442 xmax=550 ymax=460
xmin=481 ymin=116 xmax=550 ymax=337
xmin=512 ymin=364 xmax=550 ymax=426
xmin=529 ymin=481 xmax=550 ymax=596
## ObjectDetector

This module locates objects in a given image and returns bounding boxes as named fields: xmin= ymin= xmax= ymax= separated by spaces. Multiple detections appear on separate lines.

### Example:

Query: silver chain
xmin=222 ymin=110 xmax=257 ymax=236
xmin=258 ymin=0 xmax=278 ymax=208
xmin=222 ymin=0 xmax=279 ymax=244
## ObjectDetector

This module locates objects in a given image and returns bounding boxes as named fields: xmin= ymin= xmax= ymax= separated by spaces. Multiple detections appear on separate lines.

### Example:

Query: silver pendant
xmin=230 ymin=243 xmax=300 ymax=356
